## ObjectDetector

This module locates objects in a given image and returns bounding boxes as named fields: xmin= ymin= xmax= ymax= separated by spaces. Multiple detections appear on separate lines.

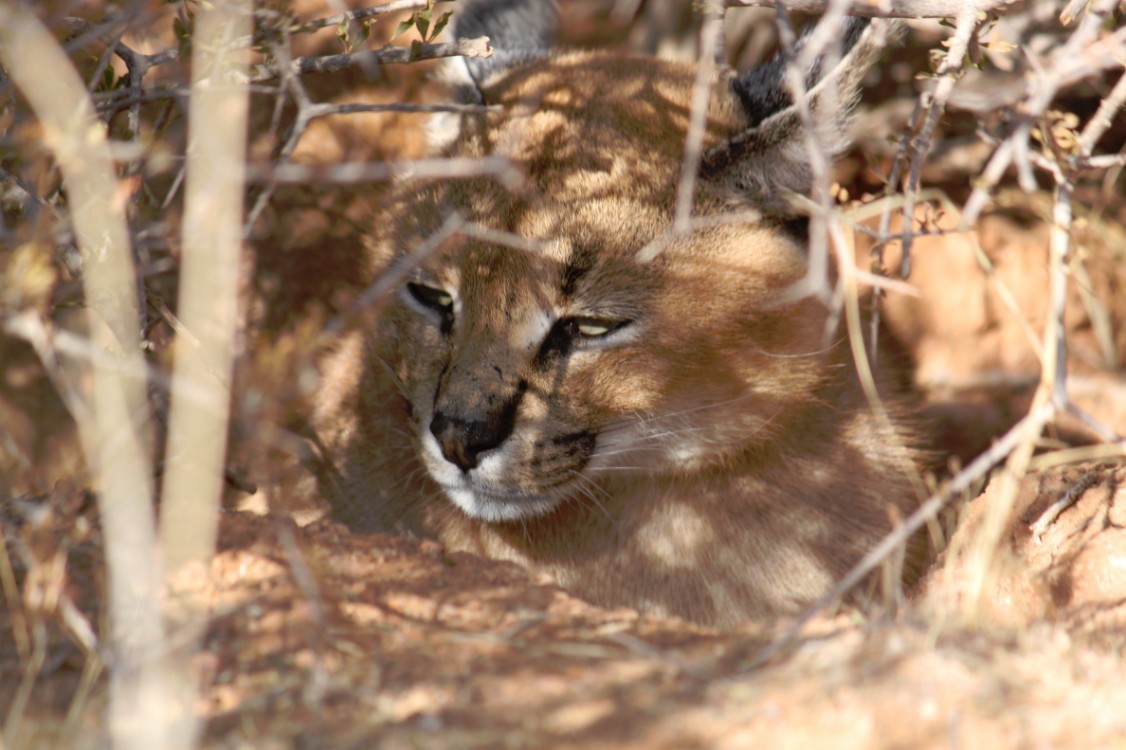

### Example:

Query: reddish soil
xmin=5 ymin=462 xmax=1125 ymax=749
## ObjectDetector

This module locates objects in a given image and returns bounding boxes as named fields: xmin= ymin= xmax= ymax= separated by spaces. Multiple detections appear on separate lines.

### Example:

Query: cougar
xmin=303 ymin=0 xmax=921 ymax=626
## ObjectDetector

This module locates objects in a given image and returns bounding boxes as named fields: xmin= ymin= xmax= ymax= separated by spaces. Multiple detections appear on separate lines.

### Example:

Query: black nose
xmin=430 ymin=409 xmax=514 ymax=472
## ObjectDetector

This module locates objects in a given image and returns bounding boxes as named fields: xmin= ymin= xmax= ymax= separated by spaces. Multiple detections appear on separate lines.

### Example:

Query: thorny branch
xmin=728 ymin=0 xmax=1022 ymax=15
xmin=246 ymin=36 xmax=492 ymax=81
xmin=758 ymin=0 xmax=1126 ymax=650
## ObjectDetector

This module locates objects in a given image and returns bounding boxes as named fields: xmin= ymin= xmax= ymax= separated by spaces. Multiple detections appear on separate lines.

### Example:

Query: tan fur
xmin=305 ymin=42 xmax=922 ymax=626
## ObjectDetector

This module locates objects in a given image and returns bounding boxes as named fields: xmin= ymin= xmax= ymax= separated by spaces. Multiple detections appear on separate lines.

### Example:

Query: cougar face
xmin=372 ymin=55 xmax=823 ymax=523
xmin=309 ymin=0 xmax=920 ymax=624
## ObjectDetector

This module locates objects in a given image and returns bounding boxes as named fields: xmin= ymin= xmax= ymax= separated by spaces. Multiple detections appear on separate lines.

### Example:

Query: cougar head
xmin=364 ymin=1 xmax=898 ymax=523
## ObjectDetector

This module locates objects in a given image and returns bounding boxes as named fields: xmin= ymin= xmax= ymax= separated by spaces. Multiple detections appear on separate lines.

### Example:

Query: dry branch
xmin=249 ymin=36 xmax=491 ymax=81
xmin=288 ymin=0 xmax=432 ymax=32
xmin=161 ymin=2 xmax=250 ymax=576
xmin=244 ymin=156 xmax=524 ymax=188
xmin=727 ymin=0 xmax=1022 ymax=16
xmin=0 ymin=3 xmax=167 ymax=748
xmin=751 ymin=400 xmax=1056 ymax=668
xmin=674 ymin=3 xmax=724 ymax=231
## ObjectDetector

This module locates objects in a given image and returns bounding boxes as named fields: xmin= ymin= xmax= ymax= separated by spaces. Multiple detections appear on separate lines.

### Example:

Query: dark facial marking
xmin=560 ymin=244 xmax=599 ymax=298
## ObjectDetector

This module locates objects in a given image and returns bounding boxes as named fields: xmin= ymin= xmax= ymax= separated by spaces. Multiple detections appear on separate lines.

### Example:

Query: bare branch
xmin=1078 ymin=71 xmax=1126 ymax=155
xmin=289 ymin=0 xmax=432 ymax=33
xmin=244 ymin=156 xmax=524 ymax=188
xmin=0 ymin=3 xmax=166 ymax=748
xmin=726 ymin=0 xmax=1022 ymax=17
xmin=674 ymin=3 xmax=724 ymax=232
xmin=750 ymin=399 xmax=1057 ymax=669
xmin=897 ymin=7 xmax=979 ymax=277
xmin=249 ymin=36 xmax=492 ymax=82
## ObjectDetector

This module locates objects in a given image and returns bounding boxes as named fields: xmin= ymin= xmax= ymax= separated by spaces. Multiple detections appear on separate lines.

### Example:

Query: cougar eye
xmin=407 ymin=282 xmax=454 ymax=314
xmin=564 ymin=316 xmax=630 ymax=340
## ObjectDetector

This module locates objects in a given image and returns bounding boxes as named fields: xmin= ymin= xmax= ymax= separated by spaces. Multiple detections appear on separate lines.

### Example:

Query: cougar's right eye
xmin=406 ymin=282 xmax=454 ymax=315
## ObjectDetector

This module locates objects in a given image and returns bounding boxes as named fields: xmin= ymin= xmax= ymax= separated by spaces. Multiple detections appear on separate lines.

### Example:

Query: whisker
xmin=752 ymin=335 xmax=845 ymax=360
xmin=599 ymin=392 xmax=764 ymax=436
xmin=567 ymin=471 xmax=612 ymax=522
xmin=585 ymin=465 xmax=651 ymax=472
xmin=591 ymin=408 xmax=782 ymax=463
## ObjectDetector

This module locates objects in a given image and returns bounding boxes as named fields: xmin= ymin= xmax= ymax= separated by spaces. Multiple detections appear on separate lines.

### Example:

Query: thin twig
xmin=1030 ymin=469 xmax=1101 ymax=539
xmin=674 ymin=3 xmax=724 ymax=232
xmin=899 ymin=8 xmax=978 ymax=278
xmin=248 ymin=36 xmax=492 ymax=82
xmin=288 ymin=0 xmax=431 ymax=33
xmin=747 ymin=400 xmax=1056 ymax=670
xmin=243 ymin=156 xmax=524 ymax=188
xmin=324 ymin=213 xmax=465 ymax=334
xmin=726 ymin=0 xmax=1021 ymax=16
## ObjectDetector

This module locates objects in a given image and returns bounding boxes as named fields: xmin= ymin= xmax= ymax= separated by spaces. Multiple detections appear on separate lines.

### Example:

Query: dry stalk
xmin=0 ymin=3 xmax=168 ymax=748
xmin=748 ymin=399 xmax=1055 ymax=669
xmin=158 ymin=3 xmax=252 ymax=745
xmin=748 ymin=0 xmax=1126 ymax=655
xmin=244 ymin=155 xmax=524 ymax=187
xmin=675 ymin=1 xmax=725 ymax=232
xmin=728 ymin=0 xmax=1021 ymax=15
xmin=248 ymin=35 xmax=491 ymax=82
xmin=768 ymin=0 xmax=856 ymax=305
xmin=897 ymin=7 xmax=978 ymax=278
xmin=289 ymin=0 xmax=432 ymax=32
xmin=160 ymin=3 xmax=252 ymax=566
xmin=922 ymin=0 xmax=1126 ymax=617
xmin=950 ymin=306 xmax=1063 ymax=619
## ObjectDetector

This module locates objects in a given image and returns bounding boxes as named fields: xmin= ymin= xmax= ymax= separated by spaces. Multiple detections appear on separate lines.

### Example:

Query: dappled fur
xmin=305 ymin=4 xmax=921 ymax=626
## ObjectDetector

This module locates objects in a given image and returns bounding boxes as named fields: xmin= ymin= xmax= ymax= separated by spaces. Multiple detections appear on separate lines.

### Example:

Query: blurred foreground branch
xmin=0 ymin=3 xmax=168 ymax=749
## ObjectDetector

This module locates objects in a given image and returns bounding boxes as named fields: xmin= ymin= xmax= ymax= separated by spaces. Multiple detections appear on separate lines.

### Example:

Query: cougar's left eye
xmin=564 ymin=316 xmax=630 ymax=340
xmin=406 ymin=282 xmax=454 ymax=314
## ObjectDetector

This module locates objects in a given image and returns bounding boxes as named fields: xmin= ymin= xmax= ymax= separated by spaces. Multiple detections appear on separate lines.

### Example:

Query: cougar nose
xmin=429 ymin=410 xmax=514 ymax=472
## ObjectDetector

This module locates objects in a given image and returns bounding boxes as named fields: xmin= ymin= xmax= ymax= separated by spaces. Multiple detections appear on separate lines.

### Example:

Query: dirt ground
xmin=4 ymin=462 xmax=1126 ymax=749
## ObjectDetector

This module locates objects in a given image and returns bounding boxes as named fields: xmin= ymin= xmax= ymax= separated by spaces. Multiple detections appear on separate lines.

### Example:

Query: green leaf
xmin=95 ymin=65 xmax=118 ymax=93
xmin=415 ymin=13 xmax=430 ymax=40
xmin=429 ymin=11 xmax=452 ymax=41
xmin=173 ymin=10 xmax=194 ymax=59
xmin=409 ymin=38 xmax=423 ymax=61
xmin=392 ymin=16 xmax=415 ymax=40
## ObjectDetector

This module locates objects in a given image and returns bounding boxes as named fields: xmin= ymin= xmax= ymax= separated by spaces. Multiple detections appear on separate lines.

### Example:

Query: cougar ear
xmin=441 ymin=0 xmax=561 ymax=104
xmin=703 ymin=18 xmax=901 ymax=216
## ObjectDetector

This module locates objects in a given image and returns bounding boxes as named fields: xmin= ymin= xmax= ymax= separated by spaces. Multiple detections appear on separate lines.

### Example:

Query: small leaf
xmin=409 ymin=38 xmax=423 ymax=62
xmin=430 ymin=11 xmax=452 ymax=42
xmin=95 ymin=65 xmax=117 ymax=92
xmin=416 ymin=13 xmax=430 ymax=40
xmin=392 ymin=16 xmax=415 ymax=40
